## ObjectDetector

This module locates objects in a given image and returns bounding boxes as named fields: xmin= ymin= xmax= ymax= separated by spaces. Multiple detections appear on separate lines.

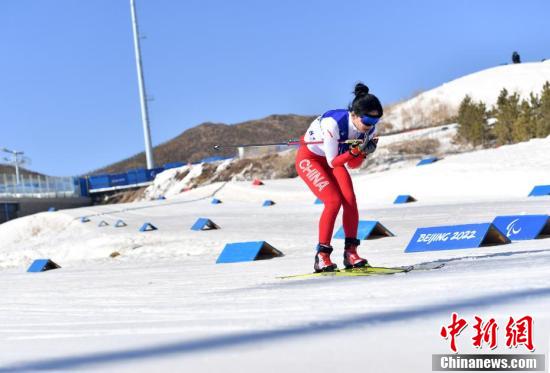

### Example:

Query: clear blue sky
xmin=1 ymin=0 xmax=549 ymax=176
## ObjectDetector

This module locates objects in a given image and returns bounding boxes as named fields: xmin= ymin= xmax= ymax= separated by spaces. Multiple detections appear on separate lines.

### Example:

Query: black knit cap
xmin=349 ymin=83 xmax=383 ymax=118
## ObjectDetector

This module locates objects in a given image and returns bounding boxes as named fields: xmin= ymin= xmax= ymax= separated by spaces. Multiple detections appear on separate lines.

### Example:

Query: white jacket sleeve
xmin=320 ymin=118 xmax=340 ymax=168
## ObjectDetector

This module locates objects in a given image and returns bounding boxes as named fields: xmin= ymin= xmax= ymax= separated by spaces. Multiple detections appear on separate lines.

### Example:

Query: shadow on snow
xmin=3 ymin=286 xmax=550 ymax=371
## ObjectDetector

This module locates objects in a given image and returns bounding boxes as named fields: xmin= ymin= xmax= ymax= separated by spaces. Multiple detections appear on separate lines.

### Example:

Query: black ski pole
xmin=213 ymin=139 xmax=361 ymax=151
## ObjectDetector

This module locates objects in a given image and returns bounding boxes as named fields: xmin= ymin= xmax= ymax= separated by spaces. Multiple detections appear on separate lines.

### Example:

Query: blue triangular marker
xmin=417 ymin=156 xmax=439 ymax=166
xmin=333 ymin=220 xmax=394 ymax=240
xmin=528 ymin=185 xmax=550 ymax=197
xmin=114 ymin=219 xmax=127 ymax=228
xmin=27 ymin=259 xmax=61 ymax=273
xmin=139 ymin=222 xmax=157 ymax=232
xmin=216 ymin=241 xmax=284 ymax=264
xmin=191 ymin=218 xmax=220 ymax=231
xmin=394 ymin=195 xmax=417 ymax=204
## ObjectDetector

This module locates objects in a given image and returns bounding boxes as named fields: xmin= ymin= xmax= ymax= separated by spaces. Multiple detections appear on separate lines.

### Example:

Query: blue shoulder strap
xmin=321 ymin=109 xmax=367 ymax=154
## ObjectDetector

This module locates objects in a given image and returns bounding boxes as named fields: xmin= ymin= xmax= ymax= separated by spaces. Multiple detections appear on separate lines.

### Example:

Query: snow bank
xmin=384 ymin=60 xmax=550 ymax=130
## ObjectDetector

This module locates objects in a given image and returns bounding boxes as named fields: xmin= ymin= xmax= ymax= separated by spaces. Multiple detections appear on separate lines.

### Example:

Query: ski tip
xmin=414 ymin=262 xmax=446 ymax=270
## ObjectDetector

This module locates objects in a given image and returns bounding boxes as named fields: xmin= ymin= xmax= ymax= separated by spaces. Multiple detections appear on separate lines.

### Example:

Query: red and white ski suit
xmin=295 ymin=112 xmax=376 ymax=245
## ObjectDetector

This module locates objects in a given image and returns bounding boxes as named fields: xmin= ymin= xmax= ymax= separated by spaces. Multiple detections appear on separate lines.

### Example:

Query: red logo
xmin=472 ymin=316 xmax=498 ymax=350
xmin=506 ymin=316 xmax=535 ymax=351
xmin=440 ymin=313 xmax=468 ymax=353
xmin=440 ymin=314 xmax=535 ymax=353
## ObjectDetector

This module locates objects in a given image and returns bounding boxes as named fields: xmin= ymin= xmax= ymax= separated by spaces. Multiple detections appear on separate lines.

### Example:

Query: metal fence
xmin=0 ymin=173 xmax=80 ymax=198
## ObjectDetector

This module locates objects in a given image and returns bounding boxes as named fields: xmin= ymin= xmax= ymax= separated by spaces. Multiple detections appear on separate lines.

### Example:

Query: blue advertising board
xmin=405 ymin=223 xmax=510 ymax=253
xmin=164 ymin=162 xmax=186 ymax=169
xmin=492 ymin=215 xmax=550 ymax=240
xmin=88 ymin=175 xmax=110 ymax=190
xmin=78 ymin=178 xmax=89 ymax=197
xmin=109 ymin=173 xmax=129 ymax=187
xmin=146 ymin=167 xmax=165 ymax=181
xmin=127 ymin=169 xmax=148 ymax=184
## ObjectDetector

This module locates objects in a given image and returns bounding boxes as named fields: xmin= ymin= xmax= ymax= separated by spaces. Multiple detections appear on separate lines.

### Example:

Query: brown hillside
xmin=0 ymin=164 xmax=44 ymax=177
xmin=92 ymin=114 xmax=316 ymax=174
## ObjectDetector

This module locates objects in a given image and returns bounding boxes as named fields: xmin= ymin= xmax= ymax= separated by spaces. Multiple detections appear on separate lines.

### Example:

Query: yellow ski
xmin=278 ymin=265 xmax=413 ymax=279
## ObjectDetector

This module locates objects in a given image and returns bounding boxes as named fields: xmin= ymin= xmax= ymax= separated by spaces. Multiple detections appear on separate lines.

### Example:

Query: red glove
xmin=347 ymin=155 xmax=364 ymax=169
xmin=349 ymin=141 xmax=366 ymax=158
xmin=330 ymin=141 xmax=365 ymax=168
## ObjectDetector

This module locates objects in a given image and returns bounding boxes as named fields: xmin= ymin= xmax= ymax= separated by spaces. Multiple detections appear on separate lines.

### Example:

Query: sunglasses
xmin=361 ymin=116 xmax=380 ymax=126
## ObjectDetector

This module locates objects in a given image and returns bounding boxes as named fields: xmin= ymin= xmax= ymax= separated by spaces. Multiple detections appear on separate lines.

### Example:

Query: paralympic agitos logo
xmin=506 ymin=218 xmax=522 ymax=237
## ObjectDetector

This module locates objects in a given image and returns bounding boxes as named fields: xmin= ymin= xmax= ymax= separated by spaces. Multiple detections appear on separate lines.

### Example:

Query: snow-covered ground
xmin=1 ymin=136 xmax=550 ymax=372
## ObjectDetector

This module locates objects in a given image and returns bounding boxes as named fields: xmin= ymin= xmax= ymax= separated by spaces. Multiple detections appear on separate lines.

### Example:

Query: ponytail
xmin=349 ymin=82 xmax=383 ymax=118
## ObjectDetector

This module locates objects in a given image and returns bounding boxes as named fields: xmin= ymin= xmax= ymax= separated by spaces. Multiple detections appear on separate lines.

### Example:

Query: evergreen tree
xmin=529 ymin=93 xmax=543 ymax=138
xmin=538 ymin=81 xmax=550 ymax=137
xmin=511 ymin=100 xmax=534 ymax=142
xmin=457 ymin=95 xmax=488 ymax=146
xmin=493 ymin=89 xmax=520 ymax=145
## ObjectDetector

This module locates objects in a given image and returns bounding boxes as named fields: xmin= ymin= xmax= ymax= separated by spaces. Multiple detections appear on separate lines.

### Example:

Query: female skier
xmin=295 ymin=83 xmax=383 ymax=272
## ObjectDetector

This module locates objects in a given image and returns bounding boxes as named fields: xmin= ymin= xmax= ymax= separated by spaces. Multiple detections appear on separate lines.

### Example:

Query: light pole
xmin=130 ymin=0 xmax=155 ymax=169
xmin=1 ymin=147 xmax=24 ymax=184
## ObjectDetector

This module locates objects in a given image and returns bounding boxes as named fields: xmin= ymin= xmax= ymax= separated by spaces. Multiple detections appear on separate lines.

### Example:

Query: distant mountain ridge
xmin=0 ymin=164 xmax=43 ymax=177
xmin=92 ymin=114 xmax=316 ymax=175
xmin=93 ymin=61 xmax=550 ymax=175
